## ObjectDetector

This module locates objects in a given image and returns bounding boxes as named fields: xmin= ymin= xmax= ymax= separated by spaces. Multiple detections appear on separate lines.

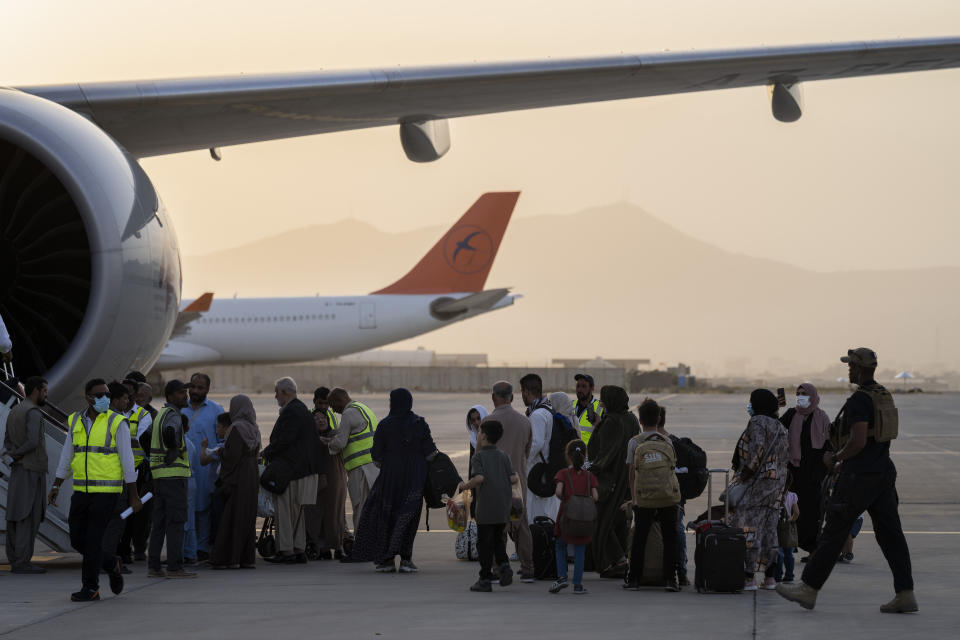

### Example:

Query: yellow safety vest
xmin=342 ymin=402 xmax=377 ymax=472
xmin=67 ymin=410 xmax=125 ymax=494
xmin=148 ymin=407 xmax=191 ymax=479
xmin=127 ymin=406 xmax=146 ymax=467
xmin=326 ymin=408 xmax=338 ymax=431
xmin=574 ymin=398 xmax=603 ymax=445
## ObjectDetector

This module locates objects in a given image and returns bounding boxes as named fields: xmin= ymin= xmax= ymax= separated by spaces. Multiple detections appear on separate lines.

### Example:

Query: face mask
xmin=747 ymin=403 xmax=755 ymax=417
xmin=93 ymin=396 xmax=111 ymax=413
xmin=797 ymin=396 xmax=811 ymax=409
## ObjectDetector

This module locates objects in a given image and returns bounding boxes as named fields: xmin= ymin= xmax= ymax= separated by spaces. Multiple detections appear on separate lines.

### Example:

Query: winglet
xmin=373 ymin=192 xmax=519 ymax=294
xmin=183 ymin=292 xmax=214 ymax=312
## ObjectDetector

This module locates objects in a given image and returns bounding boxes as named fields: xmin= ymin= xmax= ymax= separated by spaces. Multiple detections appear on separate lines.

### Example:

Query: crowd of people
xmin=0 ymin=347 xmax=917 ymax=613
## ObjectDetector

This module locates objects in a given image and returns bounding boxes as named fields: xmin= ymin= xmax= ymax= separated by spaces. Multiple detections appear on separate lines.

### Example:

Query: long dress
xmin=305 ymin=427 xmax=348 ymax=552
xmin=351 ymin=412 xmax=437 ymax=563
xmin=585 ymin=386 xmax=639 ymax=577
xmin=210 ymin=428 xmax=259 ymax=567
xmin=783 ymin=411 xmax=828 ymax=553
xmin=728 ymin=415 xmax=788 ymax=575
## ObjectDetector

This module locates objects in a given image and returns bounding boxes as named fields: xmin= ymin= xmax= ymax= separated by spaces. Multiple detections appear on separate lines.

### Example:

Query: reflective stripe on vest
xmin=148 ymin=407 xmax=192 ymax=479
xmin=128 ymin=406 xmax=146 ymax=465
xmin=342 ymin=402 xmax=377 ymax=472
xmin=575 ymin=398 xmax=603 ymax=444
xmin=68 ymin=410 xmax=125 ymax=493
xmin=326 ymin=408 xmax=338 ymax=431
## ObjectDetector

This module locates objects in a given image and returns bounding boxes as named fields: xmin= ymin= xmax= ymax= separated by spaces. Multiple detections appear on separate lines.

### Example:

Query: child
xmin=550 ymin=439 xmax=599 ymax=594
xmin=459 ymin=420 xmax=518 ymax=592
xmin=776 ymin=474 xmax=800 ymax=583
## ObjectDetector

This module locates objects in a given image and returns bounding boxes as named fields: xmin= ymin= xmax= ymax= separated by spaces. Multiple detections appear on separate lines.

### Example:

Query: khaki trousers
xmin=276 ymin=474 xmax=318 ymax=554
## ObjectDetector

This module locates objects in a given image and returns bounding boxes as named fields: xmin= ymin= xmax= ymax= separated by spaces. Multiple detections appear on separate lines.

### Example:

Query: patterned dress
xmin=729 ymin=415 xmax=788 ymax=574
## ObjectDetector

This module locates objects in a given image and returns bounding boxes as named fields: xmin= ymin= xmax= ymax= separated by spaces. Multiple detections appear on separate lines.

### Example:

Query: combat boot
xmin=880 ymin=590 xmax=918 ymax=613
xmin=775 ymin=581 xmax=819 ymax=610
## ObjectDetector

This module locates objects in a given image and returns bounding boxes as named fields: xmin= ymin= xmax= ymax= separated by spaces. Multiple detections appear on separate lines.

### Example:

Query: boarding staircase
xmin=0 ymin=372 xmax=74 ymax=552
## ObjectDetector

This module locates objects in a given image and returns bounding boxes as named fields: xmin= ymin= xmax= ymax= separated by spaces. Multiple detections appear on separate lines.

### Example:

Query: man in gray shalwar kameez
xmin=2 ymin=376 xmax=49 ymax=573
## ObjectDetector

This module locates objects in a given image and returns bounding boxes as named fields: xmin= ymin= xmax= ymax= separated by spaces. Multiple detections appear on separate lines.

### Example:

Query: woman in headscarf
xmin=351 ymin=388 xmax=438 ymax=573
xmin=585 ymin=385 xmax=639 ymax=578
xmin=304 ymin=406 xmax=348 ymax=559
xmin=465 ymin=405 xmax=488 ymax=461
xmin=210 ymin=394 xmax=262 ymax=569
xmin=781 ymin=382 xmax=831 ymax=557
xmin=549 ymin=392 xmax=577 ymax=436
xmin=728 ymin=389 xmax=788 ymax=590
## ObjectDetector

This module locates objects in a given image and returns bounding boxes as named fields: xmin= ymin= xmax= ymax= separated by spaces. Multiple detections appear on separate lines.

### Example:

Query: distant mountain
xmin=182 ymin=203 xmax=960 ymax=374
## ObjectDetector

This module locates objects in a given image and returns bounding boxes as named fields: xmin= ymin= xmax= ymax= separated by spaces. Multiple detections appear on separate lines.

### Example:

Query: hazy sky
xmin=4 ymin=1 xmax=960 ymax=277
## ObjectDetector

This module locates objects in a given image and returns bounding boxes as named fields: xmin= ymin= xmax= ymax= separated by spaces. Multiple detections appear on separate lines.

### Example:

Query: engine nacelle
xmin=0 ymin=89 xmax=180 ymax=408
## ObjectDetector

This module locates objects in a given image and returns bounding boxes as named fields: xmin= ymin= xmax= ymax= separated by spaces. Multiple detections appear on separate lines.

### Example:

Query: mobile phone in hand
xmin=776 ymin=388 xmax=787 ymax=407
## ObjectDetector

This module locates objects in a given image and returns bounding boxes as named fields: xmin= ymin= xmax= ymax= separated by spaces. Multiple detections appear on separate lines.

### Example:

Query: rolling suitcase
xmin=694 ymin=468 xmax=746 ymax=593
xmin=531 ymin=516 xmax=558 ymax=580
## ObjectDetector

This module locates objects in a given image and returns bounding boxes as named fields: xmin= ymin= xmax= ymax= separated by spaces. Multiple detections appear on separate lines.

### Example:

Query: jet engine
xmin=0 ymin=89 xmax=180 ymax=407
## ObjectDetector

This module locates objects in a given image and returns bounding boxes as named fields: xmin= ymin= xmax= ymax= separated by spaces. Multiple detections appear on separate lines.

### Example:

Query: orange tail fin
xmin=372 ymin=192 xmax=519 ymax=294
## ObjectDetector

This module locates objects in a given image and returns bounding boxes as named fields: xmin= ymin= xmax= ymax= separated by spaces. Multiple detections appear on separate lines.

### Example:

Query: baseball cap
xmin=574 ymin=373 xmax=595 ymax=387
xmin=164 ymin=379 xmax=187 ymax=397
xmin=841 ymin=348 xmax=878 ymax=368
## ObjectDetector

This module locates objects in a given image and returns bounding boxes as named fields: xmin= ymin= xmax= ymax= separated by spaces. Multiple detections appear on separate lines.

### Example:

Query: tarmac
xmin=1 ymin=391 xmax=957 ymax=638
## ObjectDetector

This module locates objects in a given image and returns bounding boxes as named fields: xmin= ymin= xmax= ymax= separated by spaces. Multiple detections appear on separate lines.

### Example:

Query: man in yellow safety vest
xmin=49 ymin=378 xmax=142 ymax=602
xmin=324 ymin=388 xmax=380 ymax=534
xmin=573 ymin=373 xmax=604 ymax=445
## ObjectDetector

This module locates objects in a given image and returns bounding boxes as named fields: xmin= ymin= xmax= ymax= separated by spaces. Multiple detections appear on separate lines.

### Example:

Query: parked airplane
xmin=2 ymin=38 xmax=960 ymax=404
xmin=157 ymin=192 xmax=519 ymax=369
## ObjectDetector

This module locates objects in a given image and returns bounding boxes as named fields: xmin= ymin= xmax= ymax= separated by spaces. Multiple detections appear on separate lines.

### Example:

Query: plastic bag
xmin=510 ymin=483 xmax=525 ymax=522
xmin=257 ymin=464 xmax=276 ymax=518
xmin=446 ymin=489 xmax=471 ymax=533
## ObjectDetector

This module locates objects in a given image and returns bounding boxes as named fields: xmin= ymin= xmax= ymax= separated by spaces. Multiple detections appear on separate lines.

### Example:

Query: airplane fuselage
xmin=158 ymin=293 xmax=513 ymax=369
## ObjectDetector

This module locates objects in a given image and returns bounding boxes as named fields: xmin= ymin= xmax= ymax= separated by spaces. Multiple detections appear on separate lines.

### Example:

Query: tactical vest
xmin=575 ymin=398 xmax=603 ymax=445
xmin=127 ymin=405 xmax=146 ymax=466
xmin=67 ymin=410 xmax=125 ymax=493
xmin=342 ymin=402 xmax=377 ymax=472
xmin=830 ymin=382 xmax=899 ymax=450
xmin=148 ymin=407 xmax=191 ymax=479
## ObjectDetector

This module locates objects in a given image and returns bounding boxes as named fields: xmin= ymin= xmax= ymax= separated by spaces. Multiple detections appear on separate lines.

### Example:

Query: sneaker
xmin=665 ymin=578 xmax=681 ymax=592
xmin=520 ymin=573 xmax=535 ymax=584
xmin=880 ymin=590 xmax=919 ymax=614
xmin=549 ymin=577 xmax=569 ymax=594
xmin=375 ymin=560 xmax=397 ymax=573
xmin=573 ymin=584 xmax=588 ymax=594
xmin=399 ymin=560 xmax=419 ymax=574
xmin=743 ymin=579 xmax=758 ymax=591
xmin=166 ymin=569 xmax=197 ymax=579
xmin=775 ymin=581 xmax=819 ymax=610
xmin=71 ymin=589 xmax=100 ymax=602
xmin=498 ymin=563 xmax=514 ymax=587
xmin=10 ymin=564 xmax=46 ymax=574
xmin=470 ymin=579 xmax=492 ymax=592
xmin=761 ymin=577 xmax=777 ymax=590
xmin=622 ymin=582 xmax=640 ymax=591
xmin=843 ymin=552 xmax=854 ymax=563
xmin=147 ymin=569 xmax=167 ymax=578
xmin=108 ymin=560 xmax=124 ymax=595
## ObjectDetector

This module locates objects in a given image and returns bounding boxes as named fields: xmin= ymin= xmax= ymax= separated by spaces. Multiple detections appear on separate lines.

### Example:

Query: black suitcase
xmin=531 ymin=516 xmax=558 ymax=580
xmin=694 ymin=469 xmax=746 ymax=593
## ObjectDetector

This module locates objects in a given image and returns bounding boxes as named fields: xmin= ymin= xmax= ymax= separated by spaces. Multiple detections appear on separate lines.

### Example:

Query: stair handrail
xmin=0 ymin=376 xmax=70 ymax=431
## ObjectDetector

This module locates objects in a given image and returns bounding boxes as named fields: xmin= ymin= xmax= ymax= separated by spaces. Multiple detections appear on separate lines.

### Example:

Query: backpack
xmin=559 ymin=469 xmax=597 ymax=538
xmin=672 ymin=436 xmax=709 ymax=500
xmin=633 ymin=432 xmax=681 ymax=508
xmin=423 ymin=451 xmax=462 ymax=509
xmin=526 ymin=409 xmax=579 ymax=498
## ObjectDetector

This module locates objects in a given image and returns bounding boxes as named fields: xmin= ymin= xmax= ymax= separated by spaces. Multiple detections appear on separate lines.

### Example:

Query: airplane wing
xmin=18 ymin=37 xmax=960 ymax=159
xmin=170 ymin=292 xmax=213 ymax=339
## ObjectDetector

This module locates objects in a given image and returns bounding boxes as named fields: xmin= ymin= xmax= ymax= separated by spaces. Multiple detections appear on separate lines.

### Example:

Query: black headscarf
xmin=389 ymin=388 xmax=414 ymax=417
xmin=750 ymin=388 xmax=779 ymax=418
xmin=599 ymin=385 xmax=629 ymax=414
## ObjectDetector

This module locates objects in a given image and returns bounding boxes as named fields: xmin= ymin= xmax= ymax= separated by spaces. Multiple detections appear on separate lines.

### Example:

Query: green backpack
xmin=633 ymin=432 xmax=681 ymax=508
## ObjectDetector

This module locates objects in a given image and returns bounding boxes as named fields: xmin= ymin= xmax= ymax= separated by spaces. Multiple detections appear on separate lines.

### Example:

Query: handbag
xmin=559 ymin=469 xmax=597 ymax=538
xmin=725 ymin=433 xmax=779 ymax=510
xmin=260 ymin=458 xmax=295 ymax=495
xmin=778 ymin=509 xmax=799 ymax=548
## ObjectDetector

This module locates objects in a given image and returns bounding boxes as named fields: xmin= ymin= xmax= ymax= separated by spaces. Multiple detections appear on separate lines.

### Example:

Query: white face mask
xmin=797 ymin=396 xmax=811 ymax=409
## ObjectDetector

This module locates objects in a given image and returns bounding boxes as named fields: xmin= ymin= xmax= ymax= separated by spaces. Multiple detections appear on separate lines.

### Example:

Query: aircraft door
xmin=359 ymin=302 xmax=376 ymax=329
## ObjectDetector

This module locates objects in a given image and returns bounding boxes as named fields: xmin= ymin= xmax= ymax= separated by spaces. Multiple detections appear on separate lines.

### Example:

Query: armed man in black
xmin=777 ymin=348 xmax=916 ymax=613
